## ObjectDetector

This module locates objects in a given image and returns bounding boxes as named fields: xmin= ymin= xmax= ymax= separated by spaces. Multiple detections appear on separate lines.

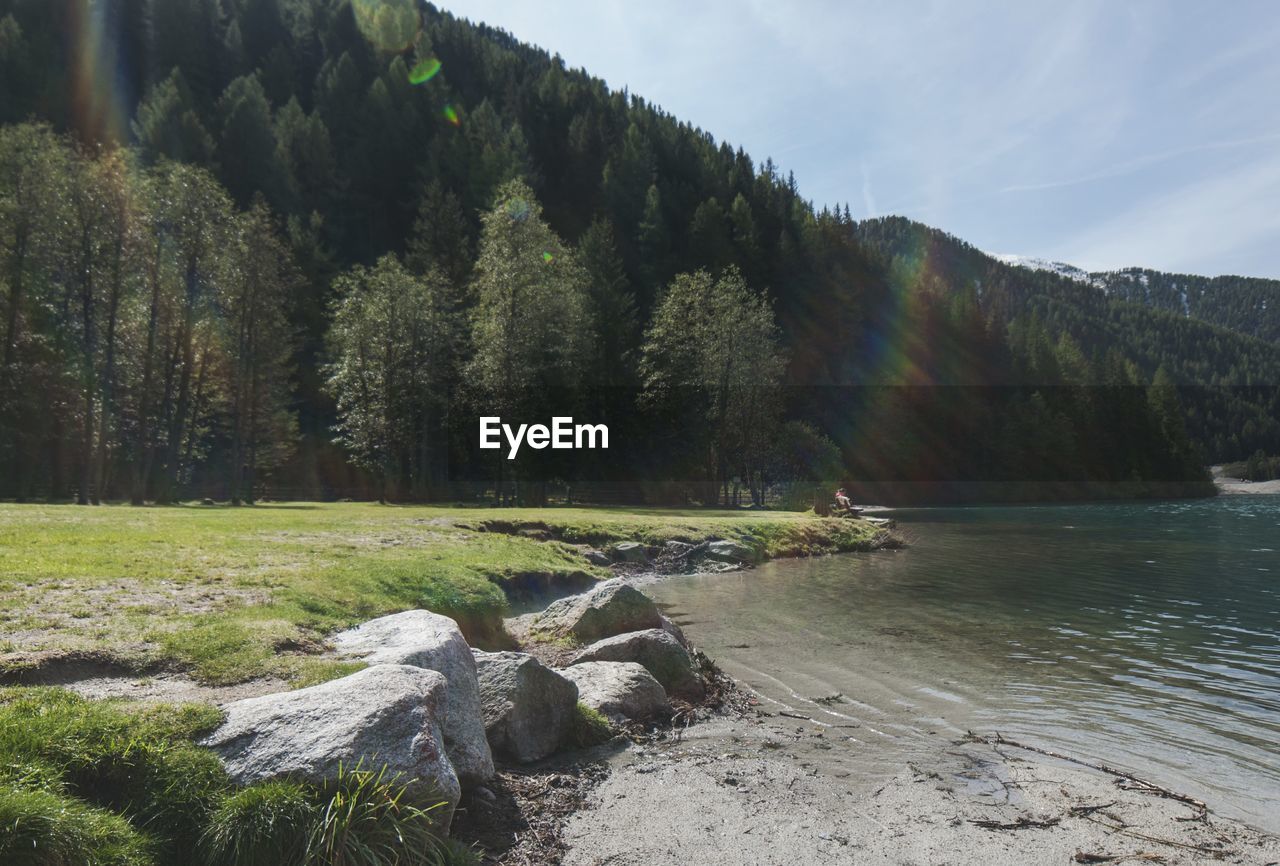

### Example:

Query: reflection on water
xmin=648 ymin=496 xmax=1280 ymax=832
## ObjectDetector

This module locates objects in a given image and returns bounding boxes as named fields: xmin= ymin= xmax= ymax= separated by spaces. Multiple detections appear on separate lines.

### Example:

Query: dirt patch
xmin=0 ymin=648 xmax=153 ymax=684
xmin=0 ymin=648 xmax=287 ymax=705
xmin=453 ymin=763 xmax=611 ymax=865
xmin=249 ymin=529 xmax=461 ymax=548
xmin=62 ymin=672 xmax=289 ymax=706
xmin=4 ymin=578 xmax=269 ymax=622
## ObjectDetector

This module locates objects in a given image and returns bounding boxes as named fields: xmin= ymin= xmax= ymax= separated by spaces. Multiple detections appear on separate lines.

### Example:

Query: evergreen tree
xmin=216 ymin=74 xmax=286 ymax=208
xmin=132 ymin=69 xmax=216 ymax=165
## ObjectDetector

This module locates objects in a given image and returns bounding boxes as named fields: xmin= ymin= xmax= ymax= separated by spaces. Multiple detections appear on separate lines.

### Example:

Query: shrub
xmin=0 ymin=783 xmax=156 ymax=866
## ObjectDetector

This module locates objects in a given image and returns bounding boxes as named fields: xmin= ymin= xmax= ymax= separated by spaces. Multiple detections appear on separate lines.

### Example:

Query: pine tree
xmin=216 ymin=75 xmax=285 ymax=208
xmin=132 ymin=69 xmax=215 ymax=165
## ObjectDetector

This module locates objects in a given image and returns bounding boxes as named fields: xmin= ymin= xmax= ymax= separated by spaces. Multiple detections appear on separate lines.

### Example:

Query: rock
xmin=583 ymin=549 xmax=612 ymax=567
xmin=202 ymin=664 xmax=460 ymax=828
xmin=473 ymin=651 xmax=579 ymax=763
xmin=610 ymin=541 xmax=648 ymax=563
xmin=702 ymin=539 xmax=756 ymax=564
xmin=560 ymin=661 xmax=669 ymax=721
xmin=658 ymin=613 xmax=688 ymax=647
xmin=332 ymin=610 xmax=494 ymax=786
xmin=571 ymin=629 xmax=705 ymax=701
xmin=533 ymin=579 xmax=662 ymax=643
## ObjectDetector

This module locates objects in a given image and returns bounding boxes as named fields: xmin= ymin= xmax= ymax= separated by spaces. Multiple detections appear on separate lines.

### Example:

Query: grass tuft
xmin=568 ymin=702 xmax=615 ymax=749
xmin=307 ymin=763 xmax=452 ymax=866
xmin=201 ymin=781 xmax=316 ymax=866
xmin=0 ymin=782 xmax=157 ymax=866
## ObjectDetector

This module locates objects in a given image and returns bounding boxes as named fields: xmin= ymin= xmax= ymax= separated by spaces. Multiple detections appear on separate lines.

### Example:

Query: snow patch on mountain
xmin=989 ymin=254 xmax=1104 ymax=288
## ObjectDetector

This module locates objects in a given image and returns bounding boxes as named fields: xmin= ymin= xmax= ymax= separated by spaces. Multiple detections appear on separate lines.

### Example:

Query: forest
xmin=1 ymin=0 xmax=1273 ymax=504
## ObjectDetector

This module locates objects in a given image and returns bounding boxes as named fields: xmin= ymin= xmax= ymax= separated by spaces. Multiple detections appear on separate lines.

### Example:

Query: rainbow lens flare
xmin=542 ymin=252 xmax=555 ymax=264
xmin=409 ymin=57 xmax=442 ymax=85
xmin=443 ymin=104 xmax=461 ymax=126
xmin=351 ymin=0 xmax=421 ymax=53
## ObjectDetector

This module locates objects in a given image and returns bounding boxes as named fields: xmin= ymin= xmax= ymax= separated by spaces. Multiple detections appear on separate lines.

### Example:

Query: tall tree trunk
xmin=131 ymin=248 xmax=163 ymax=504
xmin=3 ymin=229 xmax=27 ymax=369
xmin=94 ymin=245 xmax=124 ymax=503
xmin=179 ymin=333 xmax=212 ymax=496
xmin=162 ymin=258 xmax=199 ymax=502
xmin=77 ymin=229 xmax=96 ymax=506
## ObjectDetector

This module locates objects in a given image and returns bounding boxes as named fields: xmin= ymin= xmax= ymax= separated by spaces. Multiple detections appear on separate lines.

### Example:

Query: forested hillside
xmin=1 ymin=0 xmax=1270 ymax=504
xmin=853 ymin=218 xmax=1280 ymax=464
xmin=1092 ymin=269 xmax=1280 ymax=345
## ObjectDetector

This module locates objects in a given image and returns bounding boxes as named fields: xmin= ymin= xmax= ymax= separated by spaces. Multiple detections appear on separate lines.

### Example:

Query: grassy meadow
xmin=0 ymin=502 xmax=884 ymax=685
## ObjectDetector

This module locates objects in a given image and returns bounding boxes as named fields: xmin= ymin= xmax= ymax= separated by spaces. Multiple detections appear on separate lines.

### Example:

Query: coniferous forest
xmin=1 ymin=0 xmax=1276 ymax=504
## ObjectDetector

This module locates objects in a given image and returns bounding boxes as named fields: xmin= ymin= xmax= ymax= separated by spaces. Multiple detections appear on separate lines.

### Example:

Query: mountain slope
xmin=0 ymin=0 xmax=1275 ymax=500
xmin=994 ymin=254 xmax=1280 ymax=345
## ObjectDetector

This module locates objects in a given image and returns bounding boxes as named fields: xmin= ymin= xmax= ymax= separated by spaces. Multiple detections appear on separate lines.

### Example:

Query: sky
xmin=442 ymin=0 xmax=1280 ymax=280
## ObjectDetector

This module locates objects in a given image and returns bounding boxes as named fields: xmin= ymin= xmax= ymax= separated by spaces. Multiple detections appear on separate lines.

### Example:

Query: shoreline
xmin=466 ymin=549 xmax=1280 ymax=865
xmin=1212 ymin=465 xmax=1280 ymax=495
xmin=557 ymin=701 xmax=1280 ymax=865
xmin=8 ymin=507 xmax=1276 ymax=863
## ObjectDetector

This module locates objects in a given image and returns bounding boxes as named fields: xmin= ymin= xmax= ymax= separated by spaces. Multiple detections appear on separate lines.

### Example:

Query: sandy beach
xmin=561 ymin=695 xmax=1280 ymax=865
xmin=1212 ymin=466 xmax=1280 ymax=495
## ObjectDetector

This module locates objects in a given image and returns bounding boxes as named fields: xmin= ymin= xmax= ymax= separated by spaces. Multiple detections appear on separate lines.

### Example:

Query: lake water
xmin=648 ymin=497 xmax=1280 ymax=832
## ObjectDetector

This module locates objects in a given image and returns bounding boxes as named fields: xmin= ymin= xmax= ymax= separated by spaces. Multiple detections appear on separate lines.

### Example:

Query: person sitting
xmin=834 ymin=487 xmax=856 ymax=515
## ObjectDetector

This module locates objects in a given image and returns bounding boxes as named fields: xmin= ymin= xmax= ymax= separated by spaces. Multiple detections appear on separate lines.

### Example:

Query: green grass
xmin=0 ymin=502 xmax=884 ymax=684
xmin=0 ymin=688 xmax=227 ymax=858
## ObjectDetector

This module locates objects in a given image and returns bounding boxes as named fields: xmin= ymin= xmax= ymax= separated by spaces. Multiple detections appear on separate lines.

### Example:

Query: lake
xmin=648 ymin=497 xmax=1280 ymax=832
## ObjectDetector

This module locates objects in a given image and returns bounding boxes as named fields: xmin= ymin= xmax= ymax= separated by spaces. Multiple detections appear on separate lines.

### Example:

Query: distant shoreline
xmin=1212 ymin=465 xmax=1280 ymax=495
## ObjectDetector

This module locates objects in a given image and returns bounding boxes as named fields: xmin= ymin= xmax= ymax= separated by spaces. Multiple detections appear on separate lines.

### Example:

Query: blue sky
xmin=442 ymin=0 xmax=1280 ymax=279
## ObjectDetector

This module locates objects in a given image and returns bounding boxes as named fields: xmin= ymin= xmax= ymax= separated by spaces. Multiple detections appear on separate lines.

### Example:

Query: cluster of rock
xmin=200 ymin=578 xmax=707 ymax=832
xmin=582 ymin=537 xmax=758 ymax=572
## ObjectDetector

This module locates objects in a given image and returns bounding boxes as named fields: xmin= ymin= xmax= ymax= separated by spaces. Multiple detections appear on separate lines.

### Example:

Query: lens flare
xmin=443 ymin=104 xmax=461 ymax=126
xmin=542 ymin=252 xmax=555 ymax=264
xmin=69 ymin=1 xmax=130 ymax=144
xmin=351 ymin=0 xmax=421 ymax=53
xmin=409 ymin=57 xmax=442 ymax=85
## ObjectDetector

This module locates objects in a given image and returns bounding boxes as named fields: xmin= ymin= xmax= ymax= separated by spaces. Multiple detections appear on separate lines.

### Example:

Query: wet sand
xmin=562 ymin=703 xmax=1280 ymax=865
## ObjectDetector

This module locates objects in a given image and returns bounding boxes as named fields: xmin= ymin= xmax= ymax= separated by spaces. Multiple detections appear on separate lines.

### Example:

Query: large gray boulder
xmin=202 ymin=665 xmax=461 ymax=828
xmin=332 ymin=610 xmax=494 ymax=786
xmin=473 ymin=651 xmax=579 ymax=763
xmin=571 ymin=629 xmax=705 ymax=701
xmin=561 ymin=661 xmax=669 ymax=722
xmin=532 ymin=579 xmax=662 ymax=643
xmin=610 ymin=541 xmax=648 ymax=563
xmin=702 ymin=538 xmax=756 ymax=564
